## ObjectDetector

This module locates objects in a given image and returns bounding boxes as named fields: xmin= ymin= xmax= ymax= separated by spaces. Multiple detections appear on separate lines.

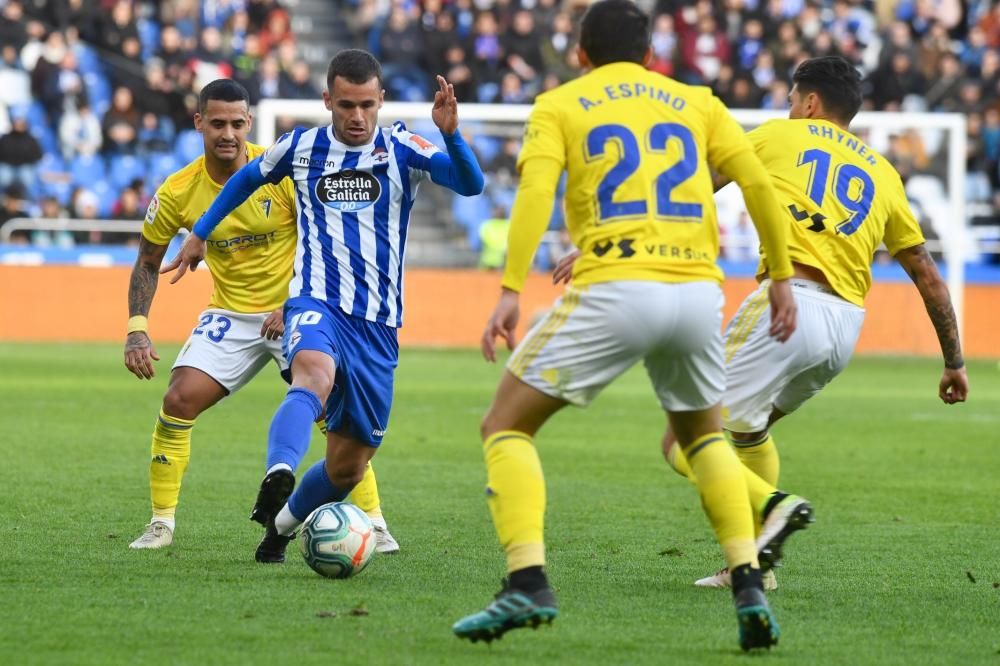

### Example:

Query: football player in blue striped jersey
xmin=166 ymin=49 xmax=484 ymax=563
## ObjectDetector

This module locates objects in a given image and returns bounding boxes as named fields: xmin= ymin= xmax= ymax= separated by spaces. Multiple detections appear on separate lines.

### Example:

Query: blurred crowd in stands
xmin=0 ymin=0 xmax=998 ymax=265
xmin=0 ymin=0 xmax=311 ymax=244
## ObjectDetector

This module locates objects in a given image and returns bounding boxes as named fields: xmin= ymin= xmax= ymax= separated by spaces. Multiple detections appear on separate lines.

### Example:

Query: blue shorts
xmin=282 ymin=296 xmax=398 ymax=446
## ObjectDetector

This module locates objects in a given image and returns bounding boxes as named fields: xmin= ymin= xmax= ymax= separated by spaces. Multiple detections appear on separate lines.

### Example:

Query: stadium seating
xmin=174 ymin=130 xmax=205 ymax=165
xmin=0 ymin=0 xmax=995 ymax=263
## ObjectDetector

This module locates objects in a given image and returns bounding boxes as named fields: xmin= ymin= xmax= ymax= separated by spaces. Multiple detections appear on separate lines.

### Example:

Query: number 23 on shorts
xmin=193 ymin=313 xmax=232 ymax=343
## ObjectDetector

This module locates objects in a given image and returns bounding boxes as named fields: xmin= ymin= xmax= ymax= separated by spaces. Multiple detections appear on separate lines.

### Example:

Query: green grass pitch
xmin=1 ymin=343 xmax=998 ymax=665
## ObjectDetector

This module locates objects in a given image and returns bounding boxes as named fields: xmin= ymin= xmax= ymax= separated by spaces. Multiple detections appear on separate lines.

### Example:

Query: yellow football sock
xmin=671 ymin=438 xmax=775 ymax=526
xmin=742 ymin=465 xmax=779 ymax=528
xmin=665 ymin=440 xmax=696 ymax=481
xmin=349 ymin=462 xmax=381 ymax=515
xmin=681 ymin=432 xmax=758 ymax=569
xmin=733 ymin=433 xmax=780 ymax=487
xmin=483 ymin=430 xmax=546 ymax=573
xmin=149 ymin=409 xmax=194 ymax=521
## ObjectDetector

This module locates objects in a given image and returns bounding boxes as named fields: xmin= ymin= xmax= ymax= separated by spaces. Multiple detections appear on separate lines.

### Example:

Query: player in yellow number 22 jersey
xmin=557 ymin=56 xmax=969 ymax=590
xmin=453 ymin=0 xmax=808 ymax=652
xmin=123 ymin=80 xmax=398 ymax=554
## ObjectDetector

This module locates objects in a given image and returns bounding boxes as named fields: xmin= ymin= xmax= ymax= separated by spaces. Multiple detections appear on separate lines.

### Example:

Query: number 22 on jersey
xmin=585 ymin=123 xmax=703 ymax=223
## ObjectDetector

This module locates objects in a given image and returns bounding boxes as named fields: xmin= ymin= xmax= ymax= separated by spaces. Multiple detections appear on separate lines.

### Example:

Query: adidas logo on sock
xmin=152 ymin=454 xmax=171 ymax=465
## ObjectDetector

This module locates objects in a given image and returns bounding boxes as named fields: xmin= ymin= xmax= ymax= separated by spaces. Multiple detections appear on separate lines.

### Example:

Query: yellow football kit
xmin=489 ymin=62 xmax=794 ymax=576
xmin=502 ymin=61 xmax=793 ymax=291
xmin=748 ymin=118 xmax=925 ymax=305
xmin=142 ymin=143 xmax=297 ymax=313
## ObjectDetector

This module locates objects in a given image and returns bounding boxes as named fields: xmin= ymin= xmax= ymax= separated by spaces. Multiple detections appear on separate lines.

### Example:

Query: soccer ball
xmin=299 ymin=502 xmax=377 ymax=579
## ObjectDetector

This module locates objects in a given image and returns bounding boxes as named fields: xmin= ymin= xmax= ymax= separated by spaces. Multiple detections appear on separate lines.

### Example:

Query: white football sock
xmin=150 ymin=516 xmax=175 ymax=531
xmin=265 ymin=462 xmax=293 ymax=477
xmin=274 ymin=505 xmax=301 ymax=536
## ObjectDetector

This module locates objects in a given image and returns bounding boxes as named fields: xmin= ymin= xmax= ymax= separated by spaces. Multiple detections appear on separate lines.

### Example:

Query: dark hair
xmin=198 ymin=79 xmax=250 ymax=114
xmin=327 ymin=49 xmax=383 ymax=89
xmin=579 ymin=0 xmax=650 ymax=68
xmin=792 ymin=56 xmax=863 ymax=123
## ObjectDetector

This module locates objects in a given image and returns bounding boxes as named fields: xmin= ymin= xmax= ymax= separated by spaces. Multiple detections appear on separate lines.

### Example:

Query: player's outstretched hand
xmin=261 ymin=309 xmax=285 ymax=340
xmin=124 ymin=331 xmax=160 ymax=380
xmin=767 ymin=279 xmax=797 ymax=343
xmin=939 ymin=366 xmax=969 ymax=404
xmin=432 ymin=75 xmax=459 ymax=136
xmin=481 ymin=288 xmax=520 ymax=363
xmin=552 ymin=249 xmax=581 ymax=285
xmin=160 ymin=233 xmax=207 ymax=284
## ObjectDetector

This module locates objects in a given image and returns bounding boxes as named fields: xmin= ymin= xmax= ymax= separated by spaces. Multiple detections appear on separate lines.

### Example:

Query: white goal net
xmin=256 ymin=100 xmax=968 ymax=334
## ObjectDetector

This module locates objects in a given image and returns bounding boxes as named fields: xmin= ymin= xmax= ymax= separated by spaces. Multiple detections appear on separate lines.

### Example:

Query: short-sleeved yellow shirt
xmin=142 ymin=143 xmax=298 ymax=313
xmin=748 ymin=119 xmax=925 ymax=305
xmin=515 ymin=62 xmax=763 ymax=286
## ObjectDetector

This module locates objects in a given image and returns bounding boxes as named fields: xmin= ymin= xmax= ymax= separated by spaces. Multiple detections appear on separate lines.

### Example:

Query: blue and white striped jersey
xmin=255 ymin=123 xmax=442 ymax=328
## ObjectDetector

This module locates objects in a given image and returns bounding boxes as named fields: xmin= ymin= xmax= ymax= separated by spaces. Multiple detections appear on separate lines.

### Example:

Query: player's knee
xmin=324 ymin=458 xmax=365 ymax=491
xmin=162 ymin=387 xmax=202 ymax=421
xmin=291 ymin=352 xmax=335 ymax=399
xmin=292 ymin=367 xmax=334 ymax=400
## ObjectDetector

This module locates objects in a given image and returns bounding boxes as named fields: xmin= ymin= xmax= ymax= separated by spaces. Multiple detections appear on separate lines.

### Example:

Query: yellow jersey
xmin=142 ymin=143 xmax=298 ymax=313
xmin=748 ymin=119 xmax=925 ymax=306
xmin=509 ymin=62 xmax=773 ymax=287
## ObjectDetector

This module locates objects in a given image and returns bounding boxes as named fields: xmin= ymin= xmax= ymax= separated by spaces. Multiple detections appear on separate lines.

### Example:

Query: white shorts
xmin=173 ymin=309 xmax=288 ymax=394
xmin=723 ymin=280 xmax=865 ymax=433
xmin=508 ymin=281 xmax=725 ymax=411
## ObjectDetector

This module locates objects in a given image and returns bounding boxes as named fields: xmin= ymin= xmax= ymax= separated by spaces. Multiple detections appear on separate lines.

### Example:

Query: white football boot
xmin=694 ymin=568 xmax=778 ymax=590
xmin=695 ymin=494 xmax=814 ymax=590
xmin=368 ymin=515 xmax=400 ymax=554
xmin=129 ymin=521 xmax=174 ymax=549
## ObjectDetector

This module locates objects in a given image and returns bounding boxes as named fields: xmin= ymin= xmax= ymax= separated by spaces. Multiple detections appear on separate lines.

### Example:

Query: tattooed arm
xmin=124 ymin=236 xmax=169 ymax=379
xmin=895 ymin=244 xmax=969 ymax=404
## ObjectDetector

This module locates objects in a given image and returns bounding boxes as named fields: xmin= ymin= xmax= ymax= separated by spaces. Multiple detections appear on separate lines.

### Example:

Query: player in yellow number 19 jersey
xmin=123 ymin=80 xmax=398 ymax=554
xmin=660 ymin=56 xmax=968 ymax=589
xmin=453 ymin=0 xmax=809 ymax=651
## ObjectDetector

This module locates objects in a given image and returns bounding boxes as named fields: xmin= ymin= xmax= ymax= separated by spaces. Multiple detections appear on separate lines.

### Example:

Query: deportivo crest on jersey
xmin=371 ymin=146 xmax=389 ymax=163
xmin=315 ymin=170 xmax=381 ymax=211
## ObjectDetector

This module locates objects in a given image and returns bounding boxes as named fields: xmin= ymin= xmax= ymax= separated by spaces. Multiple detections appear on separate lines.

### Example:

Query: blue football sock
xmin=288 ymin=459 xmax=348 ymax=520
xmin=265 ymin=387 xmax=323 ymax=471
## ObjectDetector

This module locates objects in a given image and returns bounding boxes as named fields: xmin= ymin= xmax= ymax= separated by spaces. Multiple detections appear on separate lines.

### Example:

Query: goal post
xmin=255 ymin=100 xmax=968 ymax=338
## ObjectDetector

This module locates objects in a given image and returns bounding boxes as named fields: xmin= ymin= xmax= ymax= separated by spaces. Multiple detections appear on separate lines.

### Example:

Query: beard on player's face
xmin=198 ymin=100 xmax=251 ymax=164
xmin=326 ymin=77 xmax=383 ymax=146
xmin=209 ymin=137 xmax=242 ymax=162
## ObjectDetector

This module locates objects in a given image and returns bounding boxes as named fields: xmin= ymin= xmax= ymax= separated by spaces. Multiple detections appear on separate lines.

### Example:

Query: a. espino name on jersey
xmin=315 ymin=169 xmax=381 ymax=212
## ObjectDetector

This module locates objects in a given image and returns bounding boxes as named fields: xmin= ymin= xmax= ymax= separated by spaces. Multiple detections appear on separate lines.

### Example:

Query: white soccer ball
xmin=299 ymin=502 xmax=377 ymax=579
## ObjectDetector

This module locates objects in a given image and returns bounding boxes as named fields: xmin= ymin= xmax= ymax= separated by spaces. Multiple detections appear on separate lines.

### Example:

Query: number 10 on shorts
xmin=288 ymin=311 xmax=323 ymax=331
